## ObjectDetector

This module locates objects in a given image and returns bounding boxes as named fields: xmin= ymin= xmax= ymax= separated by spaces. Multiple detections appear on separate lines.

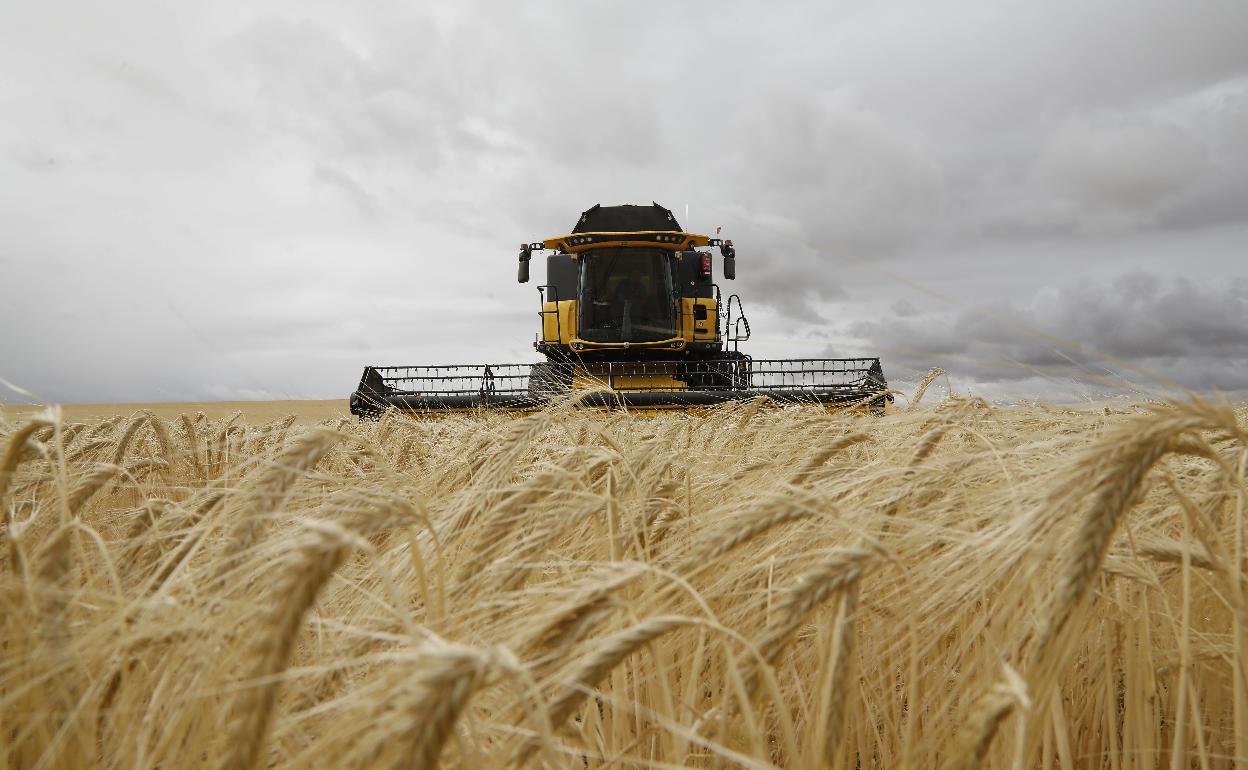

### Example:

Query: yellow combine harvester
xmin=349 ymin=203 xmax=891 ymax=416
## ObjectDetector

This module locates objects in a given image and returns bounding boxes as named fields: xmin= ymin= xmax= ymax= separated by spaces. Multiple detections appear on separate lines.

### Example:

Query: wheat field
xmin=2 ymin=390 xmax=1247 ymax=769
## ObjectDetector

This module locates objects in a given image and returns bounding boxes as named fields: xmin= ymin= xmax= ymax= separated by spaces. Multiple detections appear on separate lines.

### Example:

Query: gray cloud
xmin=851 ymin=270 xmax=1248 ymax=399
xmin=1033 ymin=115 xmax=1209 ymax=226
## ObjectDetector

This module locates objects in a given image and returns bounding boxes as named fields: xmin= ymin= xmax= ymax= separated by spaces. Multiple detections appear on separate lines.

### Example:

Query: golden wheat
xmin=1 ymin=395 xmax=1247 ymax=769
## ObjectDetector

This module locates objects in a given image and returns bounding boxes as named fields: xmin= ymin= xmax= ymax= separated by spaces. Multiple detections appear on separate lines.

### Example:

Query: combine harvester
xmin=349 ymin=203 xmax=891 ymax=416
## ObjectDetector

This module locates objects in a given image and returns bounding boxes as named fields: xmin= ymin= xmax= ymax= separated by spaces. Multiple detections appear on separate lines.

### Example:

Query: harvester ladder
xmin=724 ymin=294 xmax=751 ymax=353
xmin=537 ymin=285 xmax=562 ymax=344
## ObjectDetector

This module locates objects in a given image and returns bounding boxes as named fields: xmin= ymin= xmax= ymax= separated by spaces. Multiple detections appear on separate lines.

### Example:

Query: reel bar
xmin=350 ymin=358 xmax=890 ymax=417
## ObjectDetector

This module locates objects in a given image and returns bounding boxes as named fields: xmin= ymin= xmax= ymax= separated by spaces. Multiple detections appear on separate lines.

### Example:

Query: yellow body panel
xmin=573 ymin=364 xmax=686 ymax=392
xmin=541 ymin=231 xmax=713 ymax=254
xmin=540 ymin=300 xmax=577 ymax=344
xmin=683 ymin=297 xmax=719 ymax=342
xmin=544 ymin=297 xmax=719 ymax=349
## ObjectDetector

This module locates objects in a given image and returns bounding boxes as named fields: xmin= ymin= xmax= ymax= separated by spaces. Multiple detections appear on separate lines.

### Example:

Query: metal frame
xmin=349 ymin=358 xmax=891 ymax=417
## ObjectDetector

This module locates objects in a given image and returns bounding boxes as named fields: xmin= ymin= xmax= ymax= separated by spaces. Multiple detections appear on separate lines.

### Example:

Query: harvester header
xmin=350 ymin=203 xmax=889 ymax=416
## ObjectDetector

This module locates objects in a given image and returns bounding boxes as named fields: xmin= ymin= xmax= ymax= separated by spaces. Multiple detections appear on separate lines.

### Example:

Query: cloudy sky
xmin=2 ymin=0 xmax=1246 ymax=404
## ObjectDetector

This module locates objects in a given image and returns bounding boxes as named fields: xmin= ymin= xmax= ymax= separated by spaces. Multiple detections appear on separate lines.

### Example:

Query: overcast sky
xmin=2 ymin=0 xmax=1246 ymax=404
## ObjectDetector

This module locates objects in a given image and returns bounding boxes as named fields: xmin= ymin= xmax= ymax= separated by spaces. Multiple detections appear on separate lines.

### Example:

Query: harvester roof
xmin=538 ymin=202 xmax=718 ymax=254
xmin=573 ymin=203 xmax=682 ymax=233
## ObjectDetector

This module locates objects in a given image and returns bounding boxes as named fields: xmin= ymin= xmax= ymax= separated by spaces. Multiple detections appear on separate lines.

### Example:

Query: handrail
xmin=537 ymin=285 xmax=562 ymax=344
xmin=711 ymin=283 xmax=723 ymax=343
xmin=724 ymin=294 xmax=751 ymax=352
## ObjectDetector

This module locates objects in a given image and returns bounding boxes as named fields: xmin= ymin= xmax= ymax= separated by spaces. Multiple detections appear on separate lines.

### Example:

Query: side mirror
xmin=517 ymin=244 xmax=531 ymax=284
xmin=720 ymin=240 xmax=736 ymax=280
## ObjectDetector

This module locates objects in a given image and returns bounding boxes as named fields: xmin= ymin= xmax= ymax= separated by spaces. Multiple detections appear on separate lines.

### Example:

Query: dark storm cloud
xmin=851 ymin=270 xmax=1248 ymax=397
xmin=1 ymin=0 xmax=1247 ymax=403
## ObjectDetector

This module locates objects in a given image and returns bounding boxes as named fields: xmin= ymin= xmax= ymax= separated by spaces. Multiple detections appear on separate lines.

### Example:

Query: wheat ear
xmin=223 ymin=526 xmax=349 ymax=770
xmin=910 ymin=367 xmax=946 ymax=409
xmin=143 ymin=410 xmax=173 ymax=467
xmin=59 ymin=422 xmax=86 ymax=447
xmin=452 ymin=460 xmax=583 ymax=589
xmin=1035 ymin=406 xmax=1225 ymax=659
xmin=110 ymin=413 xmax=148 ymax=466
xmin=818 ymin=583 xmax=859 ymax=765
xmin=65 ymin=437 xmax=110 ymax=465
xmin=1131 ymin=534 xmax=1215 ymax=571
xmin=681 ymin=494 xmax=827 ymax=573
xmin=789 ymin=432 xmax=870 ymax=484
xmin=626 ymin=476 xmax=681 ymax=553
xmin=521 ymin=564 xmax=647 ymax=657
xmin=943 ymin=666 xmax=1031 ymax=770
xmin=0 ymin=416 xmax=54 ymax=515
xmin=215 ymin=428 xmax=340 ymax=581
xmin=65 ymin=463 xmax=122 ymax=516
xmin=387 ymin=647 xmax=492 ymax=770
xmin=549 ymin=615 xmax=693 ymax=723
xmin=514 ymin=615 xmax=694 ymax=764
xmin=33 ymin=523 xmax=75 ymax=638
xmin=733 ymin=545 xmax=879 ymax=706
xmin=178 ymin=413 xmax=204 ymax=478
xmin=120 ymin=498 xmax=175 ymax=568
xmin=757 ymin=546 xmax=877 ymax=663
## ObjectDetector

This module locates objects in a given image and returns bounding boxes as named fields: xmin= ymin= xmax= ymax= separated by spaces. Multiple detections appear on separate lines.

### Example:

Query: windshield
xmin=578 ymin=248 xmax=675 ymax=343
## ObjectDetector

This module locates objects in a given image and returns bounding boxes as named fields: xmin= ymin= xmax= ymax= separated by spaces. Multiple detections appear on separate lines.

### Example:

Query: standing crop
xmin=1 ymin=395 xmax=1246 ymax=769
